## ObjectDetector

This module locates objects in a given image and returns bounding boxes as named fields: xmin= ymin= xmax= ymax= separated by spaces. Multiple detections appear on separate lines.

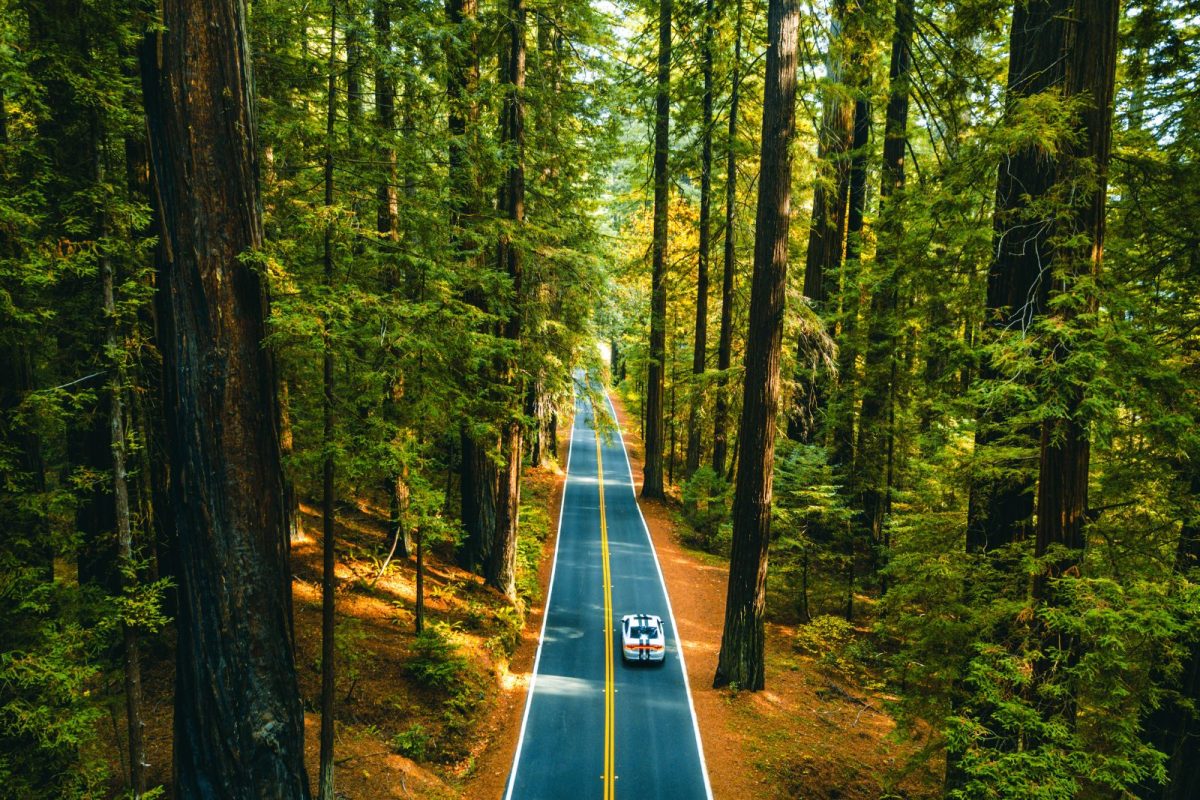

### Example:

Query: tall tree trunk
xmin=712 ymin=0 xmax=742 ymax=479
xmin=139 ymin=0 xmax=311 ymax=794
xmin=375 ymin=0 xmax=410 ymax=560
xmin=100 ymin=160 xmax=146 ymax=797
xmin=949 ymin=1 xmax=1119 ymax=788
xmin=684 ymin=0 xmax=715 ymax=479
xmin=855 ymin=0 xmax=912 ymax=585
xmin=829 ymin=78 xmax=870 ymax=472
xmin=1030 ymin=0 xmax=1119 ymax=729
xmin=375 ymin=0 xmax=398 ymax=242
xmin=964 ymin=0 xmax=1073 ymax=555
xmin=643 ymin=0 xmax=671 ymax=499
xmin=713 ymin=0 xmax=800 ymax=692
xmin=790 ymin=0 xmax=854 ymax=443
xmin=487 ymin=0 xmax=526 ymax=603
xmin=447 ymin=0 xmax=496 ymax=573
xmin=319 ymin=6 xmax=338 ymax=798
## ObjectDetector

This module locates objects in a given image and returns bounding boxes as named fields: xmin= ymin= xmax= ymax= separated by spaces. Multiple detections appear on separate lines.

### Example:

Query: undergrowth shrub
xmin=391 ymin=723 xmax=430 ymax=761
xmin=405 ymin=626 xmax=471 ymax=693
xmin=795 ymin=614 xmax=868 ymax=680
xmin=681 ymin=467 xmax=730 ymax=553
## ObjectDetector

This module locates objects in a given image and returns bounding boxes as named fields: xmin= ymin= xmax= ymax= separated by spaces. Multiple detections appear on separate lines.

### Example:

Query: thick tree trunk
xmin=487 ymin=0 xmax=526 ymax=602
xmin=1030 ymin=0 xmax=1119 ymax=727
xmin=965 ymin=0 xmax=1074 ymax=555
xmin=712 ymin=0 xmax=742 ymax=479
xmin=139 ymin=0 xmax=311 ymax=794
xmin=643 ymin=0 xmax=671 ymax=499
xmin=447 ymin=0 xmax=496 ymax=573
xmin=713 ymin=0 xmax=799 ymax=692
xmin=684 ymin=0 xmax=715 ymax=479
xmin=459 ymin=432 xmax=498 ymax=572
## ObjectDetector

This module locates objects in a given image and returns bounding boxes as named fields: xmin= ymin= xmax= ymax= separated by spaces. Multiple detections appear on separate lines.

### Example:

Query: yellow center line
xmin=597 ymin=432 xmax=615 ymax=800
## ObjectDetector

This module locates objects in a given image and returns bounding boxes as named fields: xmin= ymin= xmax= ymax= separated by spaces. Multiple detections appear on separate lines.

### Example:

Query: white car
xmin=621 ymin=613 xmax=666 ymax=663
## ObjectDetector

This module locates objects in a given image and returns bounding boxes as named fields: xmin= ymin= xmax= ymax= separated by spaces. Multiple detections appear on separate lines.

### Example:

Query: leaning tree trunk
xmin=711 ymin=0 xmax=742 ymax=479
xmin=487 ymin=0 xmax=527 ymax=603
xmin=139 ymin=0 xmax=311 ymax=795
xmin=713 ymin=0 xmax=800 ymax=693
xmin=828 ymin=74 xmax=869 ymax=473
xmin=643 ymin=0 xmax=671 ymax=499
xmin=684 ymin=0 xmax=715 ymax=479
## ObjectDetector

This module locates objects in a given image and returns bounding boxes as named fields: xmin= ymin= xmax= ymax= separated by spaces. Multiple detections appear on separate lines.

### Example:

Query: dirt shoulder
xmin=607 ymin=393 xmax=939 ymax=800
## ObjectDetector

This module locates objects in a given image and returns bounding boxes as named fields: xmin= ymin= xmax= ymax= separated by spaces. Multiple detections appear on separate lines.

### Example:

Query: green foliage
xmin=0 ymin=576 xmax=112 ymax=800
xmin=404 ymin=624 xmax=486 ymax=720
xmin=794 ymin=615 xmax=858 ymax=675
xmin=391 ymin=723 xmax=431 ymax=762
xmin=681 ymin=466 xmax=730 ymax=553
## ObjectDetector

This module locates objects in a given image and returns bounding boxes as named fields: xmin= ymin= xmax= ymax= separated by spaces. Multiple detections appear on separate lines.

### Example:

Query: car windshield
xmin=629 ymin=625 xmax=659 ymax=637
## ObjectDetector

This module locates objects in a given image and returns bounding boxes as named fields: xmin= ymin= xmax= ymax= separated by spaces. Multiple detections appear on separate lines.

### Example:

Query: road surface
xmin=504 ymin=381 xmax=713 ymax=800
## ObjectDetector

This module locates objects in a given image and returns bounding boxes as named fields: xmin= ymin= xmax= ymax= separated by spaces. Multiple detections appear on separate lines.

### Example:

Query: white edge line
xmin=503 ymin=383 xmax=579 ymax=800
xmin=603 ymin=389 xmax=716 ymax=800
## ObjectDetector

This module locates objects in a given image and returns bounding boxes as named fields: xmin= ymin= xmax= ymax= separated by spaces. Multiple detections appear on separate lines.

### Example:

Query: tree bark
xmin=1030 ymin=0 xmax=1119 ymax=726
xmin=319 ymin=5 xmax=338 ymax=798
xmin=713 ymin=0 xmax=800 ymax=692
xmin=139 ymin=0 xmax=311 ymax=794
xmin=643 ymin=0 xmax=671 ymax=499
xmin=789 ymin=0 xmax=854 ymax=443
xmin=711 ymin=0 xmax=742 ymax=479
xmin=855 ymin=0 xmax=912 ymax=582
xmin=101 ymin=177 xmax=146 ymax=798
xmin=684 ymin=0 xmax=715 ymax=479
xmin=375 ymin=0 xmax=398 ymax=242
xmin=964 ymin=0 xmax=1074 ymax=555
xmin=446 ymin=0 xmax=496 ymax=574
xmin=488 ymin=0 xmax=527 ymax=603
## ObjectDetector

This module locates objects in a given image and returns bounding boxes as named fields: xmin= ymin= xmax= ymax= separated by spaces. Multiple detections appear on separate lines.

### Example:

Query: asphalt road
xmin=504 ymin=382 xmax=713 ymax=800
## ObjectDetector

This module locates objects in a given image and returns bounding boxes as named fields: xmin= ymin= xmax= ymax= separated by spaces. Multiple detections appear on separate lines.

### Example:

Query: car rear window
xmin=630 ymin=625 xmax=659 ymax=637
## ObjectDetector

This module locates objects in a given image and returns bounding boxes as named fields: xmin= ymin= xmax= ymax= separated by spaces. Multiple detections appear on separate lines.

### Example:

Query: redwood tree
xmin=713 ymin=0 xmax=800 ymax=692
xmin=684 ymin=0 xmax=714 ymax=479
xmin=711 ymin=0 xmax=743 ymax=480
xmin=139 ymin=0 xmax=311 ymax=795
xmin=487 ymin=0 xmax=527 ymax=602
xmin=643 ymin=0 xmax=671 ymax=499
xmin=789 ymin=0 xmax=855 ymax=443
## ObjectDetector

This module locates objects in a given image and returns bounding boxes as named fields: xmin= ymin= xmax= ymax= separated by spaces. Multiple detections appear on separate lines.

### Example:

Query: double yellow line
xmin=597 ymin=433 xmax=616 ymax=800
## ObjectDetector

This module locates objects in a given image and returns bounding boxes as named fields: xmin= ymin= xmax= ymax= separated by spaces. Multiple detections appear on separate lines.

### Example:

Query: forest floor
xmin=98 ymin=433 xmax=570 ymax=799
xmin=99 ymin=391 xmax=940 ymax=799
